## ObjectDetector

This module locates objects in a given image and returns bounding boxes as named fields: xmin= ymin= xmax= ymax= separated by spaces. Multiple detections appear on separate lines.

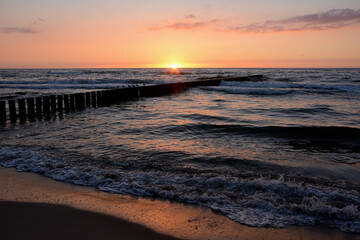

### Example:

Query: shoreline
xmin=0 ymin=167 xmax=358 ymax=240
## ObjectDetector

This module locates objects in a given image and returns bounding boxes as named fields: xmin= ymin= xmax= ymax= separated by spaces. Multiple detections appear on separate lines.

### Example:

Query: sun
xmin=170 ymin=63 xmax=179 ymax=69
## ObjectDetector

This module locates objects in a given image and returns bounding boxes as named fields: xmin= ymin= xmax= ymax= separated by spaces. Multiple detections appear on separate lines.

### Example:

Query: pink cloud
xmin=148 ymin=14 xmax=218 ymax=31
xmin=2 ymin=18 xmax=45 ymax=34
xmin=232 ymin=9 xmax=360 ymax=33
xmin=185 ymin=14 xmax=196 ymax=19
xmin=2 ymin=27 xmax=40 ymax=34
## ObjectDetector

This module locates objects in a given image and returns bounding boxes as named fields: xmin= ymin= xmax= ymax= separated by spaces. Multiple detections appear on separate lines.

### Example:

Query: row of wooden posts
xmin=0 ymin=75 xmax=263 ymax=123
xmin=0 ymin=79 xmax=222 ymax=123
xmin=0 ymin=91 xmax=100 ymax=122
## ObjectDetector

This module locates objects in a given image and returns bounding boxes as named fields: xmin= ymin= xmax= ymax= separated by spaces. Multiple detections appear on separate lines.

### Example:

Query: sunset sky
xmin=0 ymin=0 xmax=359 ymax=68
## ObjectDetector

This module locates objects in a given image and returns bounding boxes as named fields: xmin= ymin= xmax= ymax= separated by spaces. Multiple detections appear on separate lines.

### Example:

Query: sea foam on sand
xmin=0 ymin=167 xmax=358 ymax=240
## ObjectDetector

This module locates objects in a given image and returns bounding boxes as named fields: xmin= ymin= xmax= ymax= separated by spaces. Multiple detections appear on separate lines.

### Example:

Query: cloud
xmin=2 ymin=27 xmax=40 ymax=34
xmin=2 ymin=18 xmax=44 ymax=34
xmin=164 ymin=19 xmax=218 ymax=30
xmin=32 ymin=18 xmax=45 ymax=25
xmin=185 ymin=14 xmax=196 ymax=19
xmin=148 ymin=15 xmax=218 ymax=31
xmin=232 ymin=9 xmax=360 ymax=33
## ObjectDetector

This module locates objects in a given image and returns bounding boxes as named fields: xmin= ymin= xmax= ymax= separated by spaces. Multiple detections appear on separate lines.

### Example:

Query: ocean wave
xmin=0 ymin=82 xmax=152 ymax=90
xmin=0 ymin=78 xmax=152 ymax=85
xmin=0 ymin=146 xmax=359 ymax=232
xmin=0 ymin=84 xmax=122 ymax=90
xmin=273 ymin=107 xmax=343 ymax=115
xmin=164 ymin=124 xmax=360 ymax=141
xmin=201 ymin=86 xmax=295 ymax=96
xmin=46 ymin=70 xmax=112 ymax=75
xmin=219 ymin=81 xmax=360 ymax=94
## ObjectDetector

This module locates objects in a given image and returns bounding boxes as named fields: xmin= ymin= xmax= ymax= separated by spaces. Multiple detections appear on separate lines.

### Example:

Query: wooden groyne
xmin=0 ymin=75 xmax=262 ymax=123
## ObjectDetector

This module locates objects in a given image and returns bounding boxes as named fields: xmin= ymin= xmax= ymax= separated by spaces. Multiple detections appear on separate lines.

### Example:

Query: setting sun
xmin=170 ymin=63 xmax=179 ymax=69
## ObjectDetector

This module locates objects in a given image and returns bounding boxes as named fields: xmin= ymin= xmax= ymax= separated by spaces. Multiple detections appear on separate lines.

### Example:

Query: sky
xmin=0 ymin=0 xmax=359 ymax=68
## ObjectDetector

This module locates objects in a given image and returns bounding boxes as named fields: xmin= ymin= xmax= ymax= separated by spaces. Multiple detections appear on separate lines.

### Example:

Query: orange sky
xmin=0 ymin=1 xmax=359 ymax=68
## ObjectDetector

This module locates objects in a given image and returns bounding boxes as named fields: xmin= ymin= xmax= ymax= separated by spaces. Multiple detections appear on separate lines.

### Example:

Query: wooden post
xmin=43 ymin=96 xmax=50 ymax=114
xmin=57 ymin=95 xmax=63 ymax=112
xmin=75 ymin=93 xmax=85 ymax=110
xmin=64 ymin=94 xmax=70 ymax=112
xmin=91 ymin=91 xmax=96 ymax=107
xmin=101 ymin=91 xmax=107 ymax=106
xmin=80 ymin=93 xmax=85 ymax=109
xmin=36 ymin=97 xmax=42 ymax=116
xmin=75 ymin=94 xmax=79 ymax=109
xmin=0 ymin=101 xmax=6 ymax=122
xmin=96 ymin=91 xmax=102 ymax=106
xmin=113 ymin=89 xmax=120 ymax=102
xmin=18 ymin=99 xmax=26 ymax=120
xmin=110 ymin=90 xmax=116 ymax=103
xmin=102 ymin=90 xmax=110 ymax=106
xmin=50 ymin=95 xmax=56 ymax=113
xmin=26 ymin=98 xmax=35 ymax=119
xmin=70 ymin=94 xmax=75 ymax=110
xmin=8 ymin=100 xmax=16 ymax=121
xmin=110 ymin=90 xmax=117 ymax=103
xmin=128 ymin=87 xmax=138 ymax=98
xmin=120 ymin=87 xmax=132 ymax=99
xmin=86 ymin=92 xmax=91 ymax=107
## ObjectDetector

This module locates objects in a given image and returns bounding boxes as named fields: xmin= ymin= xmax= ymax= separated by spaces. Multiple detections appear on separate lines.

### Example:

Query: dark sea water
xmin=0 ymin=68 xmax=359 ymax=232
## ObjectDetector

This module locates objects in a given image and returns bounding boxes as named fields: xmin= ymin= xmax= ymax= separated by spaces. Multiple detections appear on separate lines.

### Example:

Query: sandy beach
xmin=0 ymin=201 xmax=179 ymax=240
xmin=0 ymin=167 xmax=358 ymax=240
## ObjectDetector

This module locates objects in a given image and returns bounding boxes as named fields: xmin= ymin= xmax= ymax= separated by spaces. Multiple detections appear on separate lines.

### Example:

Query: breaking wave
xmin=0 ymin=146 xmax=359 ymax=232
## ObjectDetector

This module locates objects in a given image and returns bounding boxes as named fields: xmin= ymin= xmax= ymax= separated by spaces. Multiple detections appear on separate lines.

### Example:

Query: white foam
xmin=0 ymin=146 xmax=359 ymax=232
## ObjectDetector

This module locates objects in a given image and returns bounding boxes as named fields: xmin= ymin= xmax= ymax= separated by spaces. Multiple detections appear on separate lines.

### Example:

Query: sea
xmin=0 ymin=68 xmax=359 ymax=232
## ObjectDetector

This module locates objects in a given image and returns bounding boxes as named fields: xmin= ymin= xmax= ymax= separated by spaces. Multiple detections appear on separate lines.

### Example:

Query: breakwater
xmin=0 ymin=75 xmax=262 ymax=123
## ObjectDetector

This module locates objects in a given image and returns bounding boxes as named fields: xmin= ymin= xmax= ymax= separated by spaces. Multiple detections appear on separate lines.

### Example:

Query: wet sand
xmin=0 ymin=201 xmax=179 ymax=240
xmin=0 ymin=167 xmax=358 ymax=240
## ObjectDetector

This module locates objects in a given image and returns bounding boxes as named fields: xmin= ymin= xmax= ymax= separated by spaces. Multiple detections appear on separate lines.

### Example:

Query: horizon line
xmin=1 ymin=67 xmax=360 ymax=70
